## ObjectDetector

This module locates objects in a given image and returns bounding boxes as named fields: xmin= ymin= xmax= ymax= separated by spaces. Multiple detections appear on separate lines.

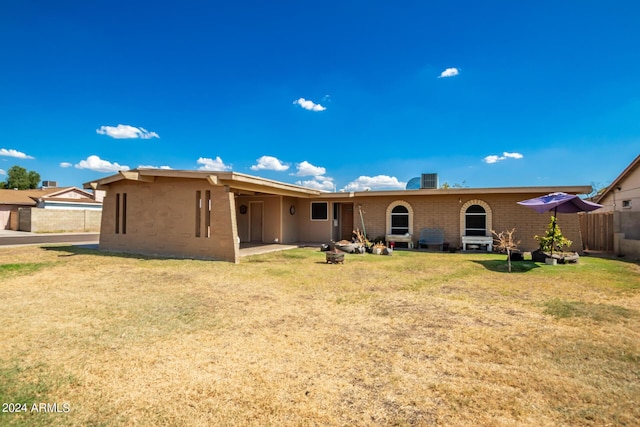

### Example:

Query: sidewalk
xmin=0 ymin=229 xmax=98 ymax=237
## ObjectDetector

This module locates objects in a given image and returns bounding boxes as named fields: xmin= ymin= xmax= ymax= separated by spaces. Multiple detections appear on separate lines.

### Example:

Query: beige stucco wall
xmin=99 ymin=178 xmax=239 ymax=263
xmin=0 ymin=206 xmax=12 ymax=229
xmin=281 ymin=196 xmax=300 ymax=243
xmin=296 ymin=199 xmax=334 ymax=242
xmin=236 ymin=195 xmax=290 ymax=243
xmin=615 ymin=232 xmax=640 ymax=260
xmin=17 ymin=208 xmax=101 ymax=232
xmin=598 ymin=164 xmax=640 ymax=213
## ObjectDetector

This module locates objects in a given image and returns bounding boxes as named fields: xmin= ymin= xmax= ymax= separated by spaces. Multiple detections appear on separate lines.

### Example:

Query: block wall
xmin=18 ymin=208 xmax=102 ymax=232
xmin=297 ymin=193 xmax=584 ymax=252
xmin=99 ymin=178 xmax=239 ymax=263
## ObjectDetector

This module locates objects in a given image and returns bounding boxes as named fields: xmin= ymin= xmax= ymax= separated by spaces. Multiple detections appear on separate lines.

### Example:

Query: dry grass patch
xmin=0 ymin=245 xmax=638 ymax=426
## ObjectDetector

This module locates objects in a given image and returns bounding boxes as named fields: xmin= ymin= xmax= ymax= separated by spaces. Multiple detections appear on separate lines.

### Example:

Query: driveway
xmin=0 ymin=230 xmax=99 ymax=247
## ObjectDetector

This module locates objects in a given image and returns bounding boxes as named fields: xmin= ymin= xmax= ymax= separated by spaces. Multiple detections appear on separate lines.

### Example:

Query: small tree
xmin=492 ymin=228 xmax=520 ymax=272
xmin=535 ymin=216 xmax=572 ymax=255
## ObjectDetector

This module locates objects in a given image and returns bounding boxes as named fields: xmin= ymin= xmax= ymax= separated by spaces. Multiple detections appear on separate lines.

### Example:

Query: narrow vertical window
xmin=205 ymin=190 xmax=211 ymax=238
xmin=195 ymin=191 xmax=202 ymax=237
xmin=122 ymin=193 xmax=127 ymax=235
xmin=115 ymin=193 xmax=120 ymax=234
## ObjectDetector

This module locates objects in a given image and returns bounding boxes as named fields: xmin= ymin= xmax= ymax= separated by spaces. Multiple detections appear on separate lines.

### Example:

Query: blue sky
xmin=1 ymin=1 xmax=639 ymax=192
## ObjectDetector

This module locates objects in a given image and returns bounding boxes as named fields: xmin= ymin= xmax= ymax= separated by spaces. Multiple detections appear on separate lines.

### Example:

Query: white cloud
xmin=296 ymin=177 xmax=335 ymax=191
xmin=197 ymin=156 xmax=232 ymax=171
xmin=59 ymin=162 xmax=73 ymax=168
xmin=294 ymin=160 xmax=326 ymax=177
xmin=75 ymin=155 xmax=130 ymax=173
xmin=293 ymin=98 xmax=326 ymax=112
xmin=0 ymin=169 xmax=5 ymax=176
xmin=438 ymin=67 xmax=459 ymax=78
xmin=250 ymin=155 xmax=289 ymax=172
xmin=96 ymin=124 xmax=159 ymax=139
xmin=0 ymin=148 xmax=34 ymax=159
xmin=138 ymin=165 xmax=172 ymax=170
xmin=483 ymin=152 xmax=524 ymax=164
xmin=342 ymin=175 xmax=407 ymax=192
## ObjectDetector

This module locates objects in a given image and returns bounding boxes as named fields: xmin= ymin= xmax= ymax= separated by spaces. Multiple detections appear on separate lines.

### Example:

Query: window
xmin=311 ymin=202 xmax=328 ymax=221
xmin=622 ymin=200 xmax=631 ymax=209
xmin=390 ymin=205 xmax=409 ymax=234
xmin=114 ymin=193 xmax=127 ymax=234
xmin=115 ymin=194 xmax=120 ymax=233
xmin=122 ymin=193 xmax=127 ymax=234
xmin=385 ymin=201 xmax=413 ymax=236
xmin=195 ymin=190 xmax=212 ymax=238
xmin=465 ymin=205 xmax=486 ymax=236
xmin=195 ymin=191 xmax=201 ymax=237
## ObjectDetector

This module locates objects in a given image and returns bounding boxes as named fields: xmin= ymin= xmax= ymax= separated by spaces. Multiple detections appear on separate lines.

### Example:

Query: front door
xmin=250 ymin=202 xmax=263 ymax=243
xmin=341 ymin=203 xmax=354 ymax=240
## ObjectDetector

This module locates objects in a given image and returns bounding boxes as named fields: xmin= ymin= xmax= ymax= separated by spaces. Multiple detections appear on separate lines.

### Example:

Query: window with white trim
xmin=390 ymin=205 xmax=410 ymax=234
xmin=311 ymin=202 xmax=328 ymax=221
xmin=465 ymin=205 xmax=486 ymax=236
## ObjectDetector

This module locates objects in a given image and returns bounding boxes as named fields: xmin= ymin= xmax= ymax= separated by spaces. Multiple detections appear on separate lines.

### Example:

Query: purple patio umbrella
xmin=517 ymin=192 xmax=603 ymax=254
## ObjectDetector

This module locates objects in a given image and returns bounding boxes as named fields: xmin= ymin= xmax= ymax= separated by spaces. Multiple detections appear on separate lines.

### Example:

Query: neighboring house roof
xmin=595 ymin=154 xmax=640 ymax=204
xmin=0 ymin=186 xmax=99 ymax=206
xmin=84 ymin=169 xmax=592 ymax=198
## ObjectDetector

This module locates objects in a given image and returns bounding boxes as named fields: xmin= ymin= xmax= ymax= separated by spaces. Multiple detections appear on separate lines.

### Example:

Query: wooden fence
xmin=579 ymin=212 xmax=614 ymax=252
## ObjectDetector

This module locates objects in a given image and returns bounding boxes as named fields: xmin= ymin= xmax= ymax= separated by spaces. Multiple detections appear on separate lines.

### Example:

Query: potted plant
xmin=533 ymin=216 xmax=577 ymax=264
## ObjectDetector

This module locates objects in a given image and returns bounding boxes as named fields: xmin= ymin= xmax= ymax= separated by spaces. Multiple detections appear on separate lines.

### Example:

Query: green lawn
xmin=1 ymin=245 xmax=638 ymax=426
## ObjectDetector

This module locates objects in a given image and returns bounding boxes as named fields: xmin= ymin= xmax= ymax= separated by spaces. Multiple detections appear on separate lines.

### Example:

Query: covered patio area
xmin=238 ymin=242 xmax=321 ymax=257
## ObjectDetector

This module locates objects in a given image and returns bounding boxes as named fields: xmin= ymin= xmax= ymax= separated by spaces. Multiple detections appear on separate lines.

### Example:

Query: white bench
xmin=386 ymin=234 xmax=414 ymax=249
xmin=461 ymin=235 xmax=493 ymax=252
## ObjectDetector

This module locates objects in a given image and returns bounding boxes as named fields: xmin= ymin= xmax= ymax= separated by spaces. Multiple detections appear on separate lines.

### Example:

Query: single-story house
xmin=0 ymin=186 xmax=102 ymax=231
xmin=594 ymin=154 xmax=640 ymax=257
xmin=84 ymin=169 xmax=591 ymax=263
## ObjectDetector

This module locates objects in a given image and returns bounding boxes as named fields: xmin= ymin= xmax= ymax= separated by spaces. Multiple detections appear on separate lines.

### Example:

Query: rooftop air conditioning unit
xmin=42 ymin=180 xmax=58 ymax=188
xmin=421 ymin=173 xmax=438 ymax=189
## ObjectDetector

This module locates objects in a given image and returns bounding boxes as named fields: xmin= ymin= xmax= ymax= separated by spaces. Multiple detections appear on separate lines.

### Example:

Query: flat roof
xmin=84 ymin=169 xmax=592 ymax=199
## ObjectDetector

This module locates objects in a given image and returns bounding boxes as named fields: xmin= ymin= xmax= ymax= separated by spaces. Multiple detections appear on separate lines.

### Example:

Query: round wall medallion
xmin=289 ymin=205 xmax=296 ymax=215
xmin=239 ymin=205 xmax=247 ymax=214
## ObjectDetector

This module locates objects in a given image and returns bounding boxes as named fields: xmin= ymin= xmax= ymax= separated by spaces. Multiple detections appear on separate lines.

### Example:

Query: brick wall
xmin=297 ymin=193 xmax=584 ymax=252
xmin=99 ymin=177 xmax=239 ymax=263
xmin=18 ymin=208 xmax=102 ymax=232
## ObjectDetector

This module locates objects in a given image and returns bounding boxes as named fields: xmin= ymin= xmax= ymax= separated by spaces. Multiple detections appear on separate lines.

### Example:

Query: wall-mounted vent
xmin=421 ymin=173 xmax=438 ymax=189
xmin=42 ymin=180 xmax=58 ymax=188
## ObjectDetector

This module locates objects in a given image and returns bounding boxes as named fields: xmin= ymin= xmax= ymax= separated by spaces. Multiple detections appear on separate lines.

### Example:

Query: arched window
xmin=465 ymin=205 xmax=486 ymax=236
xmin=390 ymin=205 xmax=409 ymax=235
xmin=459 ymin=199 xmax=492 ymax=237
xmin=386 ymin=201 xmax=414 ymax=236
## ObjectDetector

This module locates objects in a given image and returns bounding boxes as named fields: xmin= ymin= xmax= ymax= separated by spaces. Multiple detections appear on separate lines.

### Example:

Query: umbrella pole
xmin=550 ymin=207 xmax=557 ymax=256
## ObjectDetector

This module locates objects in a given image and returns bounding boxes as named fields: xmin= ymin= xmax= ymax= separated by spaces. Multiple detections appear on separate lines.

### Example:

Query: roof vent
xmin=405 ymin=177 xmax=421 ymax=190
xmin=420 ymin=173 xmax=438 ymax=189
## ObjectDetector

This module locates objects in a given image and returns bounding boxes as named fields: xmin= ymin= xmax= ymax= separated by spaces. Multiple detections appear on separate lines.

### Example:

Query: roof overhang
xmin=83 ymin=170 xmax=592 ymax=200
xmin=595 ymin=154 xmax=640 ymax=203
xmin=317 ymin=185 xmax=594 ymax=199
xmin=83 ymin=169 xmax=323 ymax=198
